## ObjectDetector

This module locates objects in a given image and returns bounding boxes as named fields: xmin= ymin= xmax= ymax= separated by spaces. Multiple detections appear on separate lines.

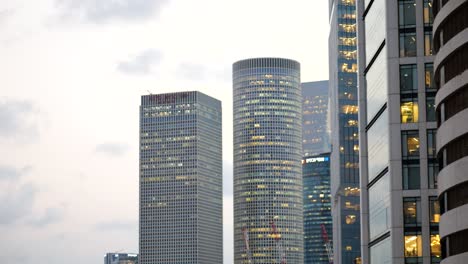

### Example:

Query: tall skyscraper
xmin=303 ymin=153 xmax=333 ymax=264
xmin=356 ymin=0 xmax=440 ymax=263
xmin=104 ymin=253 xmax=138 ymax=264
xmin=328 ymin=0 xmax=361 ymax=263
xmin=233 ymin=58 xmax=304 ymax=264
xmin=433 ymin=1 xmax=468 ymax=263
xmin=139 ymin=91 xmax=223 ymax=264
xmin=302 ymin=81 xmax=330 ymax=156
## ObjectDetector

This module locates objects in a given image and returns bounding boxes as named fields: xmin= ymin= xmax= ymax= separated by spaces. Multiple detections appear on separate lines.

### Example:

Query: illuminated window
xmin=340 ymin=63 xmax=358 ymax=73
xmin=429 ymin=197 xmax=440 ymax=224
xmin=401 ymin=96 xmax=419 ymax=123
xmin=402 ymin=131 xmax=420 ymax=157
xmin=403 ymin=198 xmax=421 ymax=226
xmin=423 ymin=0 xmax=434 ymax=26
xmin=430 ymin=234 xmax=441 ymax=259
xmin=425 ymin=63 xmax=435 ymax=90
xmin=404 ymin=234 xmax=422 ymax=258
xmin=346 ymin=245 xmax=353 ymax=251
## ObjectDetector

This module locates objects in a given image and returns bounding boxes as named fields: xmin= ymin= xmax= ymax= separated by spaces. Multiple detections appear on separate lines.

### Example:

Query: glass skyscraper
xmin=233 ymin=58 xmax=304 ymax=264
xmin=328 ymin=0 xmax=361 ymax=263
xmin=303 ymin=153 xmax=332 ymax=264
xmin=139 ymin=91 xmax=223 ymax=264
xmin=302 ymin=81 xmax=330 ymax=156
xmin=104 ymin=253 xmax=138 ymax=264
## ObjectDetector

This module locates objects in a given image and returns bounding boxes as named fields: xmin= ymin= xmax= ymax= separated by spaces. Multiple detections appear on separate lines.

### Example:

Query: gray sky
xmin=0 ymin=0 xmax=329 ymax=263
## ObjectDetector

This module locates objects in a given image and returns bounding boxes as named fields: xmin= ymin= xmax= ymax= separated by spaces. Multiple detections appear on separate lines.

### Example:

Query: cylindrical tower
xmin=433 ymin=0 xmax=468 ymax=263
xmin=233 ymin=58 xmax=304 ymax=264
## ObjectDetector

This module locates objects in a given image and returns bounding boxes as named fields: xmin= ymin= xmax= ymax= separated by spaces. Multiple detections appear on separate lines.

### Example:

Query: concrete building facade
xmin=139 ymin=91 xmax=223 ymax=264
xmin=357 ymin=0 xmax=440 ymax=263
xmin=233 ymin=58 xmax=304 ymax=264
xmin=432 ymin=0 xmax=468 ymax=263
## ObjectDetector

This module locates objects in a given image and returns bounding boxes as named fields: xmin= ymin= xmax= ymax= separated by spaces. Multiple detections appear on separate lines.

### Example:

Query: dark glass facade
xmin=139 ymin=91 xmax=223 ymax=264
xmin=233 ymin=58 xmax=303 ymax=264
xmin=302 ymin=81 xmax=330 ymax=156
xmin=330 ymin=0 xmax=361 ymax=262
xmin=303 ymin=153 xmax=332 ymax=264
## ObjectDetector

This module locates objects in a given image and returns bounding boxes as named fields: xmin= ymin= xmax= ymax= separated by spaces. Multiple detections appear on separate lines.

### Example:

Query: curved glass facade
xmin=233 ymin=58 xmax=303 ymax=264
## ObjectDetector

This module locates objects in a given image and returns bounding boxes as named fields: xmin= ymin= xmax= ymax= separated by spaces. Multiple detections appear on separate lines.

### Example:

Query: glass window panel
xmin=400 ymin=65 xmax=418 ymax=92
xmin=365 ymin=0 xmax=386 ymax=63
xmin=399 ymin=0 xmax=417 ymax=27
xmin=405 ymin=234 xmax=422 ymax=257
xmin=404 ymin=197 xmax=421 ymax=226
xmin=366 ymin=47 xmax=388 ymax=121
xmin=425 ymin=31 xmax=433 ymax=56
xmin=425 ymin=63 xmax=435 ymax=90
xmin=426 ymin=95 xmax=436 ymax=122
xmin=401 ymin=96 xmax=419 ymax=123
xmin=402 ymin=131 xmax=420 ymax=158
xmin=370 ymin=237 xmax=392 ymax=264
xmin=429 ymin=197 xmax=440 ymax=224
xmin=403 ymin=163 xmax=420 ymax=189
xmin=368 ymin=110 xmax=389 ymax=181
xmin=400 ymin=32 xmax=417 ymax=57
xmin=369 ymin=173 xmax=391 ymax=239
xmin=430 ymin=234 xmax=441 ymax=260
xmin=424 ymin=0 xmax=434 ymax=26
xmin=427 ymin=129 xmax=437 ymax=157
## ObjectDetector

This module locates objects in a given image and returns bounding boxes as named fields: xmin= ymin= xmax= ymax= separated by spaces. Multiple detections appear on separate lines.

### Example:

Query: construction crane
xmin=321 ymin=224 xmax=333 ymax=264
xmin=270 ymin=220 xmax=287 ymax=264
xmin=242 ymin=227 xmax=253 ymax=263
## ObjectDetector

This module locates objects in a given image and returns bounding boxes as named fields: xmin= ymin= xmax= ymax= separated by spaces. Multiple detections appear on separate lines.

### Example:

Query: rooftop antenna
xmin=147 ymin=90 xmax=153 ymax=95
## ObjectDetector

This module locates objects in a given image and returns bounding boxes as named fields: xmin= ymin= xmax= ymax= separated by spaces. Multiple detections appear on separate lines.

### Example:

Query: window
xmin=425 ymin=31 xmax=433 ymax=56
xmin=401 ymin=65 xmax=418 ymax=92
xmin=401 ymin=95 xmax=419 ymax=123
xmin=424 ymin=0 xmax=434 ymax=26
xmin=425 ymin=64 xmax=435 ymax=90
xmin=405 ymin=234 xmax=423 ymax=259
xmin=429 ymin=197 xmax=440 ymax=225
xmin=399 ymin=0 xmax=416 ymax=27
xmin=404 ymin=197 xmax=421 ymax=226
xmin=400 ymin=32 xmax=417 ymax=57
xmin=402 ymin=131 xmax=420 ymax=158
xmin=426 ymin=93 xmax=436 ymax=122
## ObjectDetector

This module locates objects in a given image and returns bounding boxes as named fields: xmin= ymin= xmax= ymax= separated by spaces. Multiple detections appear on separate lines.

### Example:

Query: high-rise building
xmin=233 ymin=58 xmax=304 ymax=264
xmin=356 ymin=0 xmax=440 ymax=263
xmin=432 ymin=1 xmax=468 ymax=263
xmin=303 ymin=153 xmax=333 ymax=264
xmin=104 ymin=253 xmax=138 ymax=264
xmin=139 ymin=91 xmax=223 ymax=264
xmin=302 ymin=81 xmax=330 ymax=156
xmin=328 ymin=0 xmax=361 ymax=263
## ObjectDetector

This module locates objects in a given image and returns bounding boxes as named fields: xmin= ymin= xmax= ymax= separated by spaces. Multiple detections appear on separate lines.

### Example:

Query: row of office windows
xmin=399 ymin=0 xmax=434 ymax=57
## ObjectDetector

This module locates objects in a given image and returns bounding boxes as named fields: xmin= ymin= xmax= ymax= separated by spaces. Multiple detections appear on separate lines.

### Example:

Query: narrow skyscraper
xmin=104 ymin=253 xmax=138 ymax=264
xmin=328 ymin=0 xmax=361 ymax=263
xmin=433 ymin=1 xmax=468 ymax=263
xmin=139 ymin=91 xmax=223 ymax=264
xmin=302 ymin=81 xmax=330 ymax=156
xmin=302 ymin=153 xmax=333 ymax=264
xmin=233 ymin=58 xmax=304 ymax=264
xmin=357 ymin=0 xmax=440 ymax=263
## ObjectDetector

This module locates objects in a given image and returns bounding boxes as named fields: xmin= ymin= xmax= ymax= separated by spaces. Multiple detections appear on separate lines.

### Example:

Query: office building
xmin=302 ymin=81 xmax=330 ymax=156
xmin=432 ymin=0 xmax=468 ymax=263
xmin=139 ymin=91 xmax=223 ymax=264
xmin=328 ymin=0 xmax=361 ymax=262
xmin=303 ymin=153 xmax=333 ymax=264
xmin=104 ymin=253 xmax=138 ymax=264
xmin=233 ymin=58 xmax=304 ymax=263
xmin=356 ymin=0 xmax=439 ymax=263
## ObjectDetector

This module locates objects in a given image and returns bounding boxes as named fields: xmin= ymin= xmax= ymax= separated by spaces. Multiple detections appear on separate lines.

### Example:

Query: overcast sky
xmin=0 ymin=0 xmax=329 ymax=263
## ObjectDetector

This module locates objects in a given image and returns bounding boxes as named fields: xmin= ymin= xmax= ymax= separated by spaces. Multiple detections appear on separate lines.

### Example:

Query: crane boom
xmin=270 ymin=221 xmax=287 ymax=264
xmin=321 ymin=224 xmax=333 ymax=264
